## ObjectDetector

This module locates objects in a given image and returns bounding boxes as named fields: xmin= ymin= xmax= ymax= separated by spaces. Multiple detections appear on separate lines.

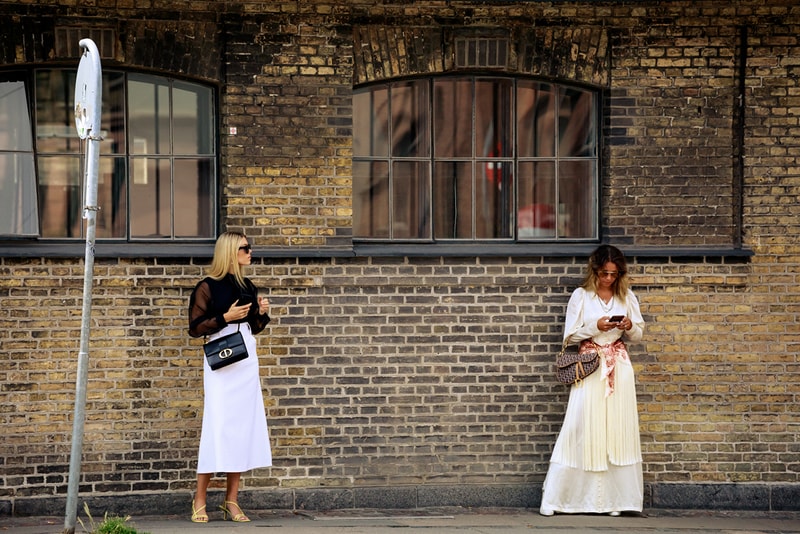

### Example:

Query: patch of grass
xmin=78 ymin=503 xmax=150 ymax=534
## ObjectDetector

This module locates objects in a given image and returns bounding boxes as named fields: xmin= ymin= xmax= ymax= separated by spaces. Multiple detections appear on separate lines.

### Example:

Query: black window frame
xmin=0 ymin=67 xmax=219 ymax=252
xmin=352 ymin=74 xmax=602 ymax=245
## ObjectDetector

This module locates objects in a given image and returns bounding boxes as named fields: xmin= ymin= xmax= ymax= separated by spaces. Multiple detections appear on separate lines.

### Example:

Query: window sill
xmin=0 ymin=241 xmax=753 ymax=260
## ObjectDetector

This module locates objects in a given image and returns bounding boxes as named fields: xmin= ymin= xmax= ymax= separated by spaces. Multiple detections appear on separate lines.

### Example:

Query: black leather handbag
xmin=203 ymin=324 xmax=248 ymax=370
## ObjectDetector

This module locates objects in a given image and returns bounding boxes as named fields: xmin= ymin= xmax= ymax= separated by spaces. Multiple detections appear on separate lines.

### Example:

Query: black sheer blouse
xmin=188 ymin=274 xmax=271 ymax=338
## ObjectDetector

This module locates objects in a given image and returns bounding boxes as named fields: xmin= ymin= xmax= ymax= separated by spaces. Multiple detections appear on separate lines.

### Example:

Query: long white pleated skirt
xmin=540 ymin=356 xmax=643 ymax=515
xmin=197 ymin=322 xmax=272 ymax=474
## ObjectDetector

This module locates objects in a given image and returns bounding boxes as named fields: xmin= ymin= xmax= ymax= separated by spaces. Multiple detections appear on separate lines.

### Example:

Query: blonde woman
xmin=188 ymin=232 xmax=272 ymax=523
xmin=540 ymin=245 xmax=645 ymax=517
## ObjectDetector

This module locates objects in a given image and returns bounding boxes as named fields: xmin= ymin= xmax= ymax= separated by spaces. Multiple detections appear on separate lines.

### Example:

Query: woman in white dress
xmin=540 ymin=245 xmax=645 ymax=517
xmin=188 ymin=232 xmax=273 ymax=523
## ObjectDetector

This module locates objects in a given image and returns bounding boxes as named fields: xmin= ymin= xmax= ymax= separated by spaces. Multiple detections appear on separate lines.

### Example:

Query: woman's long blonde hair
xmin=581 ymin=244 xmax=630 ymax=300
xmin=207 ymin=231 xmax=247 ymax=287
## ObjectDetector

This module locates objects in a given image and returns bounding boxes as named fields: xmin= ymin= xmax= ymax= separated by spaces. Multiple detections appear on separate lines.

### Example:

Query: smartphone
xmin=608 ymin=315 xmax=625 ymax=323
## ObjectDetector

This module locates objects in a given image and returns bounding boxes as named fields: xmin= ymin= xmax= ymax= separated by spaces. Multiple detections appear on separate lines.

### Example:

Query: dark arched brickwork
xmin=353 ymin=25 xmax=609 ymax=87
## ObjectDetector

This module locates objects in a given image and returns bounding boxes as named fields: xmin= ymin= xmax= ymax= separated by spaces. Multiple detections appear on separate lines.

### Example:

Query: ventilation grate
xmin=454 ymin=37 xmax=509 ymax=69
xmin=55 ymin=27 xmax=116 ymax=59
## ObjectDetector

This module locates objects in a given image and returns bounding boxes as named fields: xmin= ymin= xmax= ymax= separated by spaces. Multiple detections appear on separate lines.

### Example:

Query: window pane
xmin=353 ymin=87 xmax=389 ymax=157
xmin=353 ymin=160 xmax=389 ymax=237
xmin=0 ymin=153 xmax=38 ymax=236
xmin=35 ymin=71 xmax=82 ymax=154
xmin=476 ymin=159 xmax=513 ymax=239
xmin=173 ymin=82 xmax=214 ymax=155
xmin=518 ymin=161 xmax=556 ymax=238
xmin=475 ymin=79 xmax=512 ymax=158
xmin=434 ymin=78 xmax=473 ymax=158
xmin=392 ymin=161 xmax=430 ymax=239
xmin=37 ymin=156 xmax=82 ymax=238
xmin=174 ymin=158 xmax=214 ymax=238
xmin=353 ymin=77 xmax=598 ymax=243
xmin=96 ymin=156 xmax=127 ymax=238
xmin=101 ymin=73 xmax=126 ymax=155
xmin=130 ymin=157 xmax=171 ymax=238
xmin=559 ymin=87 xmax=596 ymax=157
xmin=517 ymin=81 xmax=556 ymax=158
xmin=433 ymin=161 xmax=472 ymax=239
xmin=129 ymin=76 xmax=170 ymax=155
xmin=558 ymin=160 xmax=595 ymax=238
xmin=391 ymin=81 xmax=430 ymax=158
xmin=0 ymin=80 xmax=33 ymax=151
xmin=0 ymin=78 xmax=39 ymax=236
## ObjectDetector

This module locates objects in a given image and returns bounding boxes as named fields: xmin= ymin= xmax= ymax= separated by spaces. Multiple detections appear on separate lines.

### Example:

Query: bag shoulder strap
xmin=204 ymin=322 xmax=240 ymax=342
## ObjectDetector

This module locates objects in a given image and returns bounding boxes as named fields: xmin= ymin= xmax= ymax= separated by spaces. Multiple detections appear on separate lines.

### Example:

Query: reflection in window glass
xmin=0 ymin=77 xmax=39 ymax=236
xmin=0 ymin=81 xmax=33 ymax=152
xmin=0 ymin=153 xmax=38 ymax=236
xmin=130 ymin=157 xmax=171 ymax=238
xmin=35 ymin=71 xmax=82 ymax=154
xmin=173 ymin=82 xmax=214 ymax=155
xmin=354 ymin=76 xmax=598 ymax=242
xmin=8 ymin=69 xmax=218 ymax=240
xmin=558 ymin=87 xmax=596 ymax=157
xmin=353 ymin=87 xmax=389 ymax=157
xmin=475 ymin=79 xmax=512 ymax=158
xmin=477 ymin=158 xmax=513 ymax=239
xmin=354 ymin=81 xmax=431 ymax=239
xmin=434 ymin=78 xmax=473 ymax=158
xmin=433 ymin=161 xmax=472 ymax=239
xmin=558 ymin=160 xmax=595 ymax=237
xmin=353 ymin=160 xmax=389 ymax=237
xmin=517 ymin=161 xmax=556 ymax=238
xmin=34 ymin=69 xmax=129 ymax=238
xmin=391 ymin=81 xmax=430 ymax=158
xmin=174 ymin=158 xmax=214 ymax=238
xmin=129 ymin=75 xmax=170 ymax=155
xmin=392 ymin=161 xmax=430 ymax=239
xmin=517 ymin=81 xmax=556 ymax=158
xmin=95 ymin=156 xmax=127 ymax=238
xmin=37 ymin=155 xmax=82 ymax=238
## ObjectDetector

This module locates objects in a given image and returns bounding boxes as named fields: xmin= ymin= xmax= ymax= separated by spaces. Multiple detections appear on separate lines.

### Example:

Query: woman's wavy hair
xmin=207 ymin=231 xmax=248 ymax=287
xmin=581 ymin=244 xmax=630 ymax=300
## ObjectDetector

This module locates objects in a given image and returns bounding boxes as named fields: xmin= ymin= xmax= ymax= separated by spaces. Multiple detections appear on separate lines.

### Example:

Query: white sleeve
xmin=623 ymin=289 xmax=645 ymax=342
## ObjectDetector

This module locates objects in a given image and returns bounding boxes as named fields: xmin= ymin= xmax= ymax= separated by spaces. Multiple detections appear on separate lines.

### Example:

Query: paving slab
xmin=1 ymin=507 xmax=799 ymax=534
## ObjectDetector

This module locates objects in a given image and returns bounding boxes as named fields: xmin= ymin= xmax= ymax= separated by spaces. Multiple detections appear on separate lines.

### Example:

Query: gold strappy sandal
xmin=191 ymin=499 xmax=208 ymax=523
xmin=219 ymin=500 xmax=250 ymax=522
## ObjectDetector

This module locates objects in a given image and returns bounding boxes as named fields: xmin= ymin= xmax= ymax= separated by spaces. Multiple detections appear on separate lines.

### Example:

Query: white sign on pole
xmin=64 ymin=38 xmax=102 ymax=534
xmin=74 ymin=48 xmax=99 ymax=140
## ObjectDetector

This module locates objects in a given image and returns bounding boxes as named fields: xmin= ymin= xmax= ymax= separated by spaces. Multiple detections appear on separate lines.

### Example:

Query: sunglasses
xmin=597 ymin=270 xmax=623 ymax=278
xmin=238 ymin=244 xmax=252 ymax=253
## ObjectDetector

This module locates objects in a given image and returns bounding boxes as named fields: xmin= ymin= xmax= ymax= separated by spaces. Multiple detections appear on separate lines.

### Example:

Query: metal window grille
xmin=454 ymin=37 xmax=509 ymax=69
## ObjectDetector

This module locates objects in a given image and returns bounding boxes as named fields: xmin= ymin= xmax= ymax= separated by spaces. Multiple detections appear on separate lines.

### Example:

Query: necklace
xmin=599 ymin=295 xmax=614 ymax=313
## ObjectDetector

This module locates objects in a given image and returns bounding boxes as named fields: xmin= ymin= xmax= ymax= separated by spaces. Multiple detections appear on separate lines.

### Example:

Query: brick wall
xmin=0 ymin=0 xmax=799 ymax=516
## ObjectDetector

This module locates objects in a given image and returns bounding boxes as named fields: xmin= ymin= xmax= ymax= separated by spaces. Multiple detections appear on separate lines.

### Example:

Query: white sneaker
xmin=608 ymin=511 xmax=620 ymax=517
xmin=539 ymin=509 xmax=554 ymax=516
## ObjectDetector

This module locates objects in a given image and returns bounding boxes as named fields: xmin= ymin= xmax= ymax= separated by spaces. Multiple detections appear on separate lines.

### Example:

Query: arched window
xmin=353 ymin=76 xmax=598 ymax=242
xmin=0 ymin=69 xmax=216 ymax=240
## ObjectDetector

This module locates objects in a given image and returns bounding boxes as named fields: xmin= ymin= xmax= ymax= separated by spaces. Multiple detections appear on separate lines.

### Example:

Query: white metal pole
xmin=63 ymin=38 xmax=102 ymax=534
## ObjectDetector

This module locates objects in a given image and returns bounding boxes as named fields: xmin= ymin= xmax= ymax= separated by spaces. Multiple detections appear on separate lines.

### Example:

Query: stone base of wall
xmin=3 ymin=483 xmax=799 ymax=517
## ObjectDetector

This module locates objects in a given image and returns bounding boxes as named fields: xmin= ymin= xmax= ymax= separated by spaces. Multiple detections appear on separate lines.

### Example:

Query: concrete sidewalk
xmin=2 ymin=508 xmax=800 ymax=534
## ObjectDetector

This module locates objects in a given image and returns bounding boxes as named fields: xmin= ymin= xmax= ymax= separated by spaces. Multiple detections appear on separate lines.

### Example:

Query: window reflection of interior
xmin=353 ymin=77 xmax=598 ymax=241
xmin=0 ymin=77 xmax=39 ymax=236
xmin=1 ymin=69 xmax=217 ymax=240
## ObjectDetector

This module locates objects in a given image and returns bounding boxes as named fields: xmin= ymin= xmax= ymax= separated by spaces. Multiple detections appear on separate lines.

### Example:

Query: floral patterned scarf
xmin=596 ymin=338 xmax=629 ymax=397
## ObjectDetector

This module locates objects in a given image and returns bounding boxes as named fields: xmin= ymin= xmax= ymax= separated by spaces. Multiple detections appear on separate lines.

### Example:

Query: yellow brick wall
xmin=0 ymin=0 xmax=798 ymax=514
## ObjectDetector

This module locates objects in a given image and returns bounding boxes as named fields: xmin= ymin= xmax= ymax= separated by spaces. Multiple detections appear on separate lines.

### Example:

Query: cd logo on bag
xmin=219 ymin=348 xmax=234 ymax=359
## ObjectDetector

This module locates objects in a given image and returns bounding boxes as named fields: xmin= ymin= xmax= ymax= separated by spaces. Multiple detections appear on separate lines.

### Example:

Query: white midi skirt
xmin=197 ymin=322 xmax=272 ymax=473
xmin=540 ymin=356 xmax=643 ymax=515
